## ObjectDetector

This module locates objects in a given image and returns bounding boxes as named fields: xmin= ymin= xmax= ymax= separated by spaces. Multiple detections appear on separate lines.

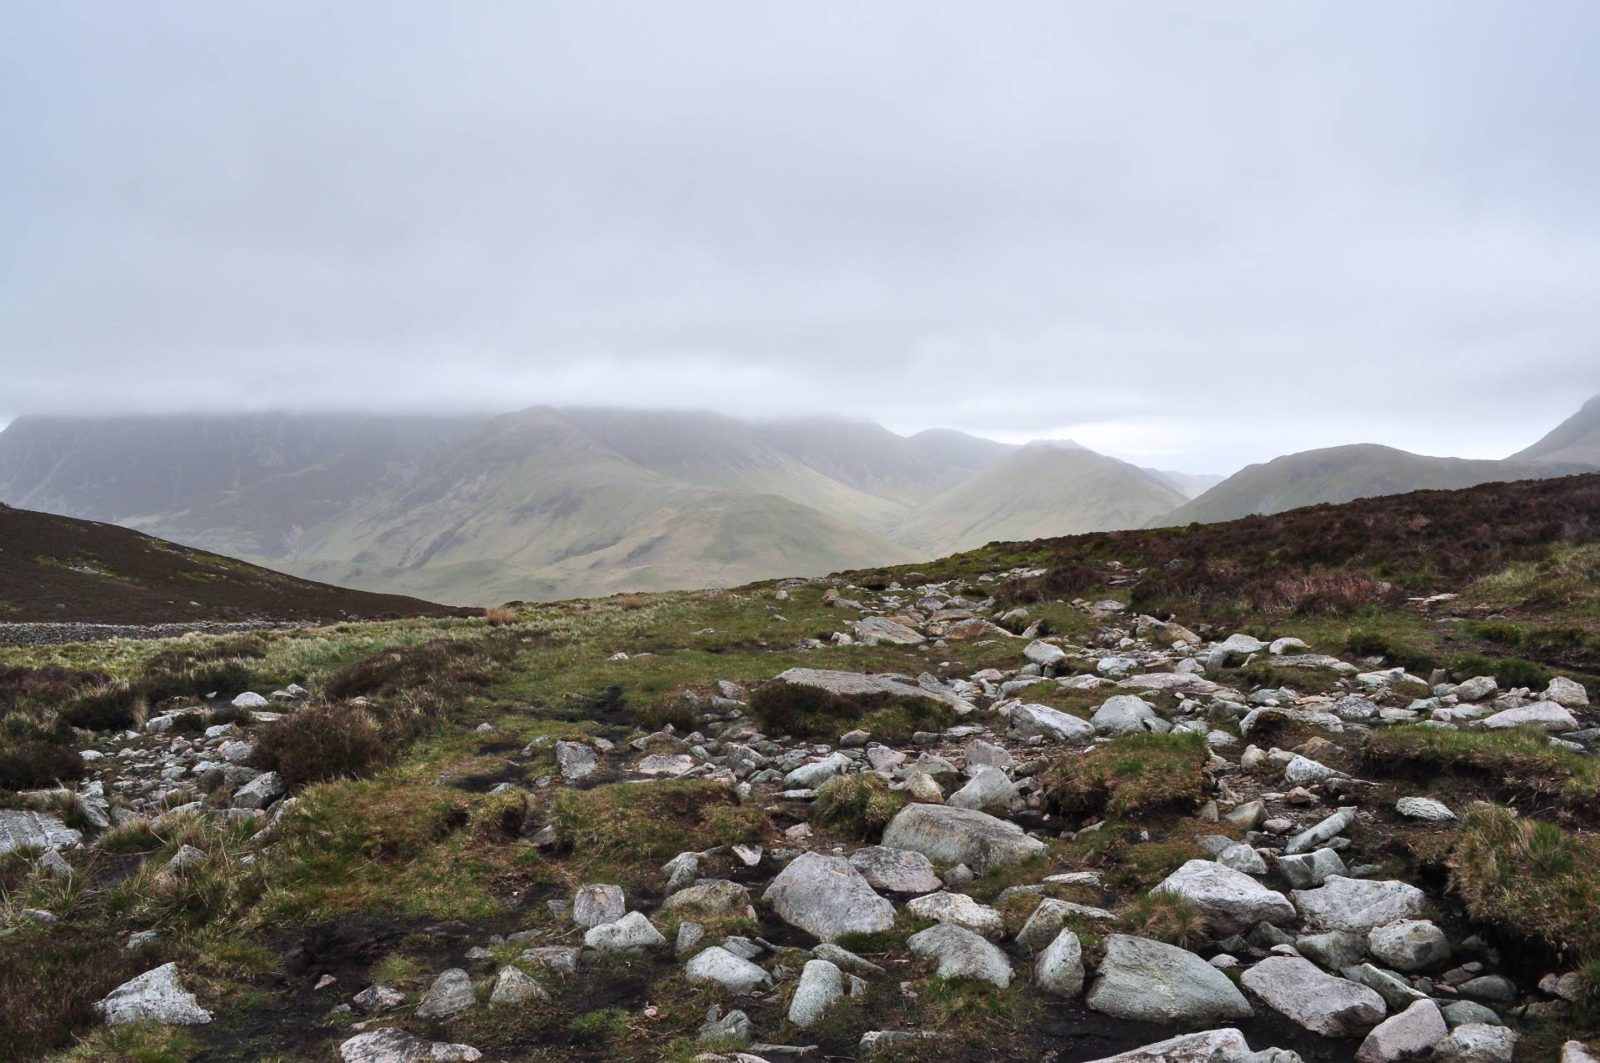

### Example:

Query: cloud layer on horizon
xmin=3 ymin=2 xmax=1598 ymax=471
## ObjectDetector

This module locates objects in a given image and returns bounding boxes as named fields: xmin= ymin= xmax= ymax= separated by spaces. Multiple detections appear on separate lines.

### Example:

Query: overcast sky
xmin=3 ymin=2 xmax=1598 ymax=473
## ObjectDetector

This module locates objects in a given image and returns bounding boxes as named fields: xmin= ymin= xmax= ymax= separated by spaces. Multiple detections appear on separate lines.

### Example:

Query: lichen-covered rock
xmin=1086 ymin=934 xmax=1252 ymax=1023
xmin=763 ymin=852 xmax=894 ymax=942
xmin=879 ymin=803 xmax=1046 ymax=871
xmin=94 ymin=963 xmax=212 ymax=1026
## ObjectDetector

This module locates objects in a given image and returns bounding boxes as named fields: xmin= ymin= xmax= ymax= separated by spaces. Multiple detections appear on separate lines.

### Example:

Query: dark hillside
xmin=0 ymin=503 xmax=469 ymax=623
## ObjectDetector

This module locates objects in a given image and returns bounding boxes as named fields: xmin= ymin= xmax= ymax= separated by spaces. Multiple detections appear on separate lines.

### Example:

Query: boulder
xmin=1546 ymin=677 xmax=1590 ymax=709
xmin=0 ymin=809 xmax=82 ymax=856
xmin=1482 ymin=703 xmax=1578 ymax=732
xmin=1357 ymin=999 xmax=1448 ymax=1063
xmin=905 ymin=891 xmax=1004 ymax=938
xmin=880 ymin=803 xmax=1046 ymax=871
xmin=685 ymin=946 xmax=771 ymax=994
xmin=1086 ymin=934 xmax=1252 ymax=1023
xmin=94 ymin=963 xmax=212 ymax=1026
xmin=1024 ymin=640 xmax=1070 ymax=668
xmin=771 ymin=667 xmax=974 ymax=715
xmin=1395 ymin=797 xmax=1455 ymax=822
xmin=907 ymin=924 xmax=1012 ymax=987
xmin=659 ymin=879 xmax=756 ymax=921
xmin=1008 ymin=703 xmax=1094 ymax=743
xmin=784 ymin=752 xmax=851 ymax=789
xmin=1275 ymin=847 xmax=1346 ymax=889
xmin=1091 ymin=694 xmax=1167 ymax=736
xmin=232 ymin=771 xmax=284 ymax=810
xmin=583 ymin=911 xmax=667 ymax=952
xmin=1283 ymin=807 xmax=1356 ymax=855
xmin=788 ymin=959 xmax=844 ymax=1027
xmin=572 ymin=883 xmax=627 ymax=928
xmin=1368 ymin=919 xmax=1451 ymax=973
xmin=946 ymin=764 xmax=1019 ymax=812
xmin=1034 ymin=929 xmax=1084 ymax=998
xmin=855 ymin=617 xmax=926 ymax=646
xmin=488 ymin=965 xmax=547 ymax=1006
xmin=1293 ymin=877 xmax=1425 ymax=934
xmin=1150 ymin=860 xmax=1295 ymax=935
xmin=1083 ymin=1030 xmax=1253 ymax=1063
xmin=848 ymin=846 xmax=942 ymax=894
xmin=763 ymin=852 xmax=895 ymax=942
xmin=556 ymin=741 xmax=598 ymax=781
xmin=1433 ymin=1024 xmax=1518 ymax=1063
xmin=415 ymin=968 xmax=476 ymax=1019
xmin=339 ymin=1029 xmax=483 ymax=1063
xmin=1241 ymin=955 xmax=1386 ymax=1036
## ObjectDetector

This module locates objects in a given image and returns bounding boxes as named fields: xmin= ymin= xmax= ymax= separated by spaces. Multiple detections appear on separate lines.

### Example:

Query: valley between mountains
xmin=4 ymin=395 xmax=1597 ymax=607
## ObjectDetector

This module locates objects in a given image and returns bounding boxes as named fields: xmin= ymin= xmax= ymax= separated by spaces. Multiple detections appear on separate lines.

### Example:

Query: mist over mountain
xmin=5 ymin=397 xmax=1599 ymax=604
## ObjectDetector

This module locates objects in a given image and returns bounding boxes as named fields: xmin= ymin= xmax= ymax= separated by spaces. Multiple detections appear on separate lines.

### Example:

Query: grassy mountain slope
xmin=1511 ymin=393 xmax=1600 ymax=467
xmin=892 ymin=442 xmax=1186 ymax=552
xmin=749 ymin=417 xmax=1010 ymax=504
xmin=0 ymin=502 xmax=463 ymax=623
xmin=555 ymin=408 xmax=911 ymax=535
xmin=0 ymin=413 xmax=483 ymax=558
xmin=1153 ymin=443 xmax=1588 ymax=526
xmin=285 ymin=408 xmax=915 ymax=603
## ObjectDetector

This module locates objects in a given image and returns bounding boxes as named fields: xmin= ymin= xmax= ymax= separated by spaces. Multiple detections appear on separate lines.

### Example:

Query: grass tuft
xmin=1040 ymin=732 xmax=1209 ymax=818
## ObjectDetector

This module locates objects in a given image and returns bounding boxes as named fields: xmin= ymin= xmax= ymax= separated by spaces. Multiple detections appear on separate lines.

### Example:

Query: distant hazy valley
xmin=2 ymin=397 xmax=1597 ymax=604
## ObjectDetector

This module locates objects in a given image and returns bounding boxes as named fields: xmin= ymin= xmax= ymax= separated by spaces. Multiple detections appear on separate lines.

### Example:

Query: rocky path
xmin=9 ymin=571 xmax=1599 ymax=1062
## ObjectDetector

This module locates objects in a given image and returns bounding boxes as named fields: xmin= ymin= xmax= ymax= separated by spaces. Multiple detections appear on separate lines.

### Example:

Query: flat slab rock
xmin=0 ymin=809 xmax=82 ymax=855
xmin=1083 ymin=1028 xmax=1252 ymax=1063
xmin=770 ymin=667 xmax=972 ymax=713
xmin=847 ymin=845 xmax=943 ymax=894
xmin=339 ymin=1028 xmax=483 ymax=1062
xmin=879 ymin=802 xmax=1046 ymax=872
xmin=1241 ymin=955 xmax=1387 ymax=1037
xmin=1293 ymin=876 xmax=1426 ymax=934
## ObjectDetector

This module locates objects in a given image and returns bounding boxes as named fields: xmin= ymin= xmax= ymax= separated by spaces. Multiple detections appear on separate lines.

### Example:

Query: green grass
xmin=545 ymin=778 xmax=767 ymax=889
xmin=1364 ymin=725 xmax=1600 ymax=815
xmin=1470 ymin=542 xmax=1600 ymax=617
xmin=1451 ymin=804 xmax=1600 ymax=970
xmin=812 ymin=773 xmax=909 ymax=841
xmin=1040 ymin=732 xmax=1210 ymax=818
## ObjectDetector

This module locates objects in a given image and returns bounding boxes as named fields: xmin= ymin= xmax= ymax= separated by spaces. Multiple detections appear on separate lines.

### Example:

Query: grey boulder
xmin=763 ymin=852 xmax=894 ymax=942
xmin=907 ymin=924 xmax=1013 ymax=987
xmin=1086 ymin=934 xmax=1252 ymax=1023
xmin=339 ymin=1028 xmax=483 ymax=1063
xmin=1293 ymin=876 xmax=1425 ymax=934
xmin=1241 ymin=955 xmax=1386 ymax=1037
xmin=848 ymin=845 xmax=942 ymax=894
xmin=880 ymin=803 xmax=1046 ymax=872
xmin=1150 ymin=859 xmax=1295 ymax=935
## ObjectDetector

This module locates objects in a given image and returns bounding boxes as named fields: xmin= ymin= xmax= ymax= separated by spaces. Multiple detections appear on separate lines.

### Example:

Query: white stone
xmin=339 ymin=1028 xmax=483 ymax=1062
xmin=763 ymin=852 xmax=894 ymax=942
xmin=788 ymin=959 xmax=844 ymax=1027
xmin=1150 ymin=860 xmax=1295 ymax=935
xmin=1241 ymin=955 xmax=1386 ymax=1036
xmin=685 ymin=946 xmax=771 ymax=994
xmin=95 ymin=963 xmax=212 ymax=1026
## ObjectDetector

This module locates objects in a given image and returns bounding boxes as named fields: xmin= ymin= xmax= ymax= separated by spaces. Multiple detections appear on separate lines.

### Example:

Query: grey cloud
xmin=2 ymin=1 xmax=1598 ymax=471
